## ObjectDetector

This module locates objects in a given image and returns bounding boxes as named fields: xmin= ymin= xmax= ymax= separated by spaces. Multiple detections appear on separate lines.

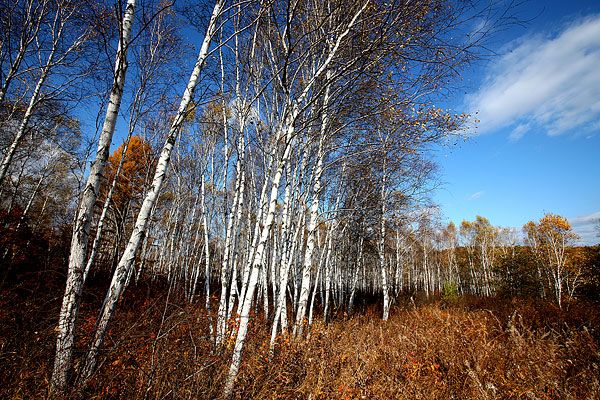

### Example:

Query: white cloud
xmin=468 ymin=191 xmax=485 ymax=201
xmin=468 ymin=15 xmax=600 ymax=138
xmin=570 ymin=211 xmax=600 ymax=226
xmin=569 ymin=211 xmax=600 ymax=246
xmin=509 ymin=122 xmax=531 ymax=141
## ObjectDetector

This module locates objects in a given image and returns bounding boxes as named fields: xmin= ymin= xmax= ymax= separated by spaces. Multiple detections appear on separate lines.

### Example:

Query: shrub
xmin=442 ymin=281 xmax=459 ymax=303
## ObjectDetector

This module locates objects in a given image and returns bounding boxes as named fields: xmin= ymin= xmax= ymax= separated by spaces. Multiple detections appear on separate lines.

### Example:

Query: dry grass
xmin=235 ymin=301 xmax=599 ymax=400
xmin=1 ymin=277 xmax=599 ymax=400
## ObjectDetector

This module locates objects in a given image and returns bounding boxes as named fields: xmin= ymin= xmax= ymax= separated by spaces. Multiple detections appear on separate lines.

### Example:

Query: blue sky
xmin=76 ymin=0 xmax=599 ymax=244
xmin=433 ymin=0 xmax=600 ymax=245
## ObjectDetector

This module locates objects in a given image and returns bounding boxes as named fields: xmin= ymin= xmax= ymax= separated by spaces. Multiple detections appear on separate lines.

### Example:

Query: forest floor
xmin=1 ymin=268 xmax=599 ymax=400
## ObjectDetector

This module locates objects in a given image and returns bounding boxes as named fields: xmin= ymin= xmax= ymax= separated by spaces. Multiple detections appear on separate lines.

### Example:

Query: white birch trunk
xmin=224 ymin=127 xmax=293 ymax=396
xmin=78 ymin=0 xmax=224 ymax=383
xmin=323 ymin=189 xmax=342 ymax=323
xmin=50 ymin=1 xmax=136 ymax=392
xmin=293 ymin=86 xmax=330 ymax=336
xmin=223 ymin=3 xmax=368 ymax=393
xmin=201 ymin=175 xmax=211 ymax=310
xmin=0 ymin=39 xmax=57 ymax=186
xmin=269 ymin=204 xmax=304 ymax=351
xmin=83 ymin=134 xmax=133 ymax=282
xmin=380 ymin=165 xmax=390 ymax=321
xmin=237 ymin=155 xmax=271 ymax=312
xmin=307 ymin=254 xmax=321 ymax=327
xmin=0 ymin=0 xmax=48 ymax=103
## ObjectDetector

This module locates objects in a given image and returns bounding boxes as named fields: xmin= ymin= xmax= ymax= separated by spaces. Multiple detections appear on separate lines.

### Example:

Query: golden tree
xmin=524 ymin=213 xmax=579 ymax=308
xmin=105 ymin=135 xmax=155 ymax=212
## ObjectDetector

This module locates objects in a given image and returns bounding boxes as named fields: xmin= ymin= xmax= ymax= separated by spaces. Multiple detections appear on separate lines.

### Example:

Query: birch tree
xmin=78 ymin=0 xmax=225 ymax=383
xmin=223 ymin=0 xmax=373 ymax=394
xmin=50 ymin=0 xmax=137 ymax=392
xmin=0 ymin=0 xmax=90 ymax=187
xmin=524 ymin=214 xmax=579 ymax=308
xmin=0 ymin=0 xmax=48 ymax=104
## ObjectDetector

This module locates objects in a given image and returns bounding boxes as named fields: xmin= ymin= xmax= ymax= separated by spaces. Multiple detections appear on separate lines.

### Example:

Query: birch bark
xmin=380 ymin=158 xmax=390 ymax=321
xmin=78 ymin=0 xmax=224 ymax=382
xmin=294 ymin=75 xmax=331 ymax=336
xmin=50 ymin=0 xmax=136 ymax=392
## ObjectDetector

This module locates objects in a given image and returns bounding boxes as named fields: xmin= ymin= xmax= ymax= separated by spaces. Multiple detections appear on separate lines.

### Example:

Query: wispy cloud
xmin=569 ymin=211 xmax=600 ymax=245
xmin=468 ymin=15 xmax=600 ymax=139
xmin=468 ymin=191 xmax=485 ymax=201
xmin=509 ymin=123 xmax=531 ymax=141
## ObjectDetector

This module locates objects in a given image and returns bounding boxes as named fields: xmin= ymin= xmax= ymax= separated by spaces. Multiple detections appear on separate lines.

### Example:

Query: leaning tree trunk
xmin=50 ymin=0 xmax=136 ymax=394
xmin=83 ymin=133 xmax=133 ymax=283
xmin=78 ymin=0 xmax=224 ymax=384
xmin=0 ymin=40 xmax=57 ymax=187
xmin=0 ymin=0 xmax=48 ymax=103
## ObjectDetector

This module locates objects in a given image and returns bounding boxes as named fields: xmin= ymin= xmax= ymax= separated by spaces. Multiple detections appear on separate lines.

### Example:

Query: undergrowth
xmin=1 ymin=273 xmax=599 ymax=399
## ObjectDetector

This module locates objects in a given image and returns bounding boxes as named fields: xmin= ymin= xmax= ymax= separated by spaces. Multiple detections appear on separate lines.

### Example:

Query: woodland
xmin=0 ymin=0 xmax=599 ymax=398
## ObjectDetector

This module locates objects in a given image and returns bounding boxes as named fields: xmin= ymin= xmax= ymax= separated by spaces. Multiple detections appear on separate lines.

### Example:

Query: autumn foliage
xmin=104 ymin=135 xmax=155 ymax=211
